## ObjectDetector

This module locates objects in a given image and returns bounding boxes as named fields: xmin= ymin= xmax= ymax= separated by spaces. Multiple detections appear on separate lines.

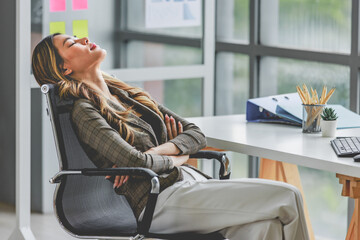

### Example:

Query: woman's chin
xmin=99 ymin=49 xmax=107 ymax=59
xmin=93 ymin=50 xmax=107 ymax=63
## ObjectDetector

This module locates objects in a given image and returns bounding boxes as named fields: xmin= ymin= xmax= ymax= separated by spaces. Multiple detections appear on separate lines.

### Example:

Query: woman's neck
xmin=76 ymin=68 xmax=114 ymax=100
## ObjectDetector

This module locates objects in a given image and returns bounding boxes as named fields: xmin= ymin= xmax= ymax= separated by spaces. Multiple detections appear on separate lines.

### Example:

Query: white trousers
xmin=144 ymin=167 xmax=310 ymax=240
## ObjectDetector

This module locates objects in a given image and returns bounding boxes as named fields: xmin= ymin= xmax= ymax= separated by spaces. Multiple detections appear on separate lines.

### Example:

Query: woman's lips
xmin=90 ymin=43 xmax=97 ymax=50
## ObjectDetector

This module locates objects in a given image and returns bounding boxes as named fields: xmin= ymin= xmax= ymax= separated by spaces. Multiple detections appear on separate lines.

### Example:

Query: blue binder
xmin=246 ymin=93 xmax=302 ymax=126
xmin=246 ymin=93 xmax=360 ymax=129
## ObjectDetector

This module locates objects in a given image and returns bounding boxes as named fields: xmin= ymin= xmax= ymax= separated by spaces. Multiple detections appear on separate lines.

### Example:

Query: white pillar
xmin=9 ymin=0 xmax=35 ymax=239
xmin=203 ymin=0 xmax=216 ymax=116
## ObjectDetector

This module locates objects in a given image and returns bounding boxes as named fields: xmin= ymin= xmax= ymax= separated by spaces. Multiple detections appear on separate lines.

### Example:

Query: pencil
xmin=323 ymin=88 xmax=335 ymax=104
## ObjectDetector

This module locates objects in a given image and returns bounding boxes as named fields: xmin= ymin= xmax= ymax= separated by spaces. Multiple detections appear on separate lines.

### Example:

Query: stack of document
xmin=246 ymin=93 xmax=360 ymax=129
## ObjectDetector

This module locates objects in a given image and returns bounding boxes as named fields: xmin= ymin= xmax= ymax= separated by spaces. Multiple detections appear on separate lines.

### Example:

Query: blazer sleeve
xmin=71 ymin=100 xmax=174 ymax=174
xmin=158 ymin=104 xmax=207 ymax=155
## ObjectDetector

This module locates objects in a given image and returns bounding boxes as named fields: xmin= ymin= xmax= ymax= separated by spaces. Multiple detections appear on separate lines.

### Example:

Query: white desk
xmin=188 ymin=114 xmax=360 ymax=240
xmin=188 ymin=114 xmax=360 ymax=177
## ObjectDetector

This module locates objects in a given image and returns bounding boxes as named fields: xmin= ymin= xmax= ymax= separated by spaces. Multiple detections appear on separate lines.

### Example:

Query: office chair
xmin=41 ymin=83 xmax=231 ymax=240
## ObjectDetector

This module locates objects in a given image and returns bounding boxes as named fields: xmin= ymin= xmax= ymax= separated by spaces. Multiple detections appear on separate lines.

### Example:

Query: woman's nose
xmin=79 ymin=37 xmax=89 ymax=45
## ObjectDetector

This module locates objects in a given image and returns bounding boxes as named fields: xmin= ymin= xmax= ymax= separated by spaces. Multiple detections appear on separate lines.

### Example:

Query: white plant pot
xmin=321 ymin=119 xmax=337 ymax=137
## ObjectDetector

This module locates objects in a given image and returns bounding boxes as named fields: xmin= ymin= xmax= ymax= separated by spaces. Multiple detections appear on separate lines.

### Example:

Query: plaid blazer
xmin=71 ymin=85 xmax=209 ymax=218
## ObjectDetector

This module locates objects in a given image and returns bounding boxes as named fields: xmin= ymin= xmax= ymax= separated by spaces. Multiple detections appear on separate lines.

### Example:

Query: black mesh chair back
xmin=42 ymin=84 xmax=138 ymax=238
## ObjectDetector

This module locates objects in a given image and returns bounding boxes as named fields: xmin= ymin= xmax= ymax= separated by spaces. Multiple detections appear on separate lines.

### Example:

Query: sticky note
xmin=73 ymin=20 xmax=88 ymax=38
xmin=50 ymin=0 xmax=66 ymax=12
xmin=72 ymin=0 xmax=88 ymax=10
xmin=49 ymin=22 xmax=66 ymax=34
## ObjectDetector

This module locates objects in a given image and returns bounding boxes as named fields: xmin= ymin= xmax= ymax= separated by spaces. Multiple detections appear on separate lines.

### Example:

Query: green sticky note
xmin=49 ymin=21 xmax=66 ymax=35
xmin=73 ymin=20 xmax=88 ymax=38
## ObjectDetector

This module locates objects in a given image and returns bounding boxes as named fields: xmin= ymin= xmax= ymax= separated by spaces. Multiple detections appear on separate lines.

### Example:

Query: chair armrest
xmin=50 ymin=167 xmax=158 ymax=184
xmin=190 ymin=151 xmax=231 ymax=179
xmin=50 ymin=167 xmax=159 ymax=235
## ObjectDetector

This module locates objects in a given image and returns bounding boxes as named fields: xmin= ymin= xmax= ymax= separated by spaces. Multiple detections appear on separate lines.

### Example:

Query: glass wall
xmin=299 ymin=166 xmax=347 ymax=239
xmin=131 ymin=78 xmax=203 ymax=117
xmin=259 ymin=57 xmax=350 ymax=107
xmin=120 ymin=0 xmax=204 ymax=117
xmin=216 ymin=0 xmax=249 ymax=43
xmin=215 ymin=1 xmax=251 ymax=180
xmin=127 ymin=0 xmax=203 ymax=38
xmin=260 ymin=0 xmax=351 ymax=53
xmin=126 ymin=41 xmax=202 ymax=68
xmin=121 ymin=0 xmax=204 ymax=69
xmin=215 ymin=52 xmax=249 ymax=115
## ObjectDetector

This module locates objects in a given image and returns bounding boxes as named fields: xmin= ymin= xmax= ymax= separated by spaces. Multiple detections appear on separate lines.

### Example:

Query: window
xmin=216 ymin=0 xmax=249 ymax=43
xmin=132 ymin=78 xmax=203 ymax=117
xmin=119 ymin=0 xmax=204 ymax=69
xmin=259 ymin=57 xmax=350 ymax=108
xmin=260 ymin=0 xmax=351 ymax=53
xmin=215 ymin=1 xmax=250 ymax=183
xmin=215 ymin=52 xmax=249 ymax=115
xmin=125 ymin=41 xmax=202 ymax=68
xmin=126 ymin=0 xmax=203 ymax=38
xmin=299 ymin=166 xmax=347 ymax=239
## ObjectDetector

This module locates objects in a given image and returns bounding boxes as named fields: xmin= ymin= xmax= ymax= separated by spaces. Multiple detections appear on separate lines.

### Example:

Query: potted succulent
xmin=320 ymin=107 xmax=338 ymax=137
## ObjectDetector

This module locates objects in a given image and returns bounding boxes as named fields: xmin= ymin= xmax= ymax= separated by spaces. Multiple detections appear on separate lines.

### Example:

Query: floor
xmin=0 ymin=203 xmax=161 ymax=240
xmin=0 ymin=203 xmax=80 ymax=240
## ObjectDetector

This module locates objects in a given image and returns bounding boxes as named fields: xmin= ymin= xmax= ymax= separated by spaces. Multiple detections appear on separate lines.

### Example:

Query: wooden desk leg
xmin=259 ymin=158 xmax=315 ymax=240
xmin=336 ymin=174 xmax=360 ymax=240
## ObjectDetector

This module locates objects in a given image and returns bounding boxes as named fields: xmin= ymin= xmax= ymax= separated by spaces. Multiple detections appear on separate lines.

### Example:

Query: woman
xmin=32 ymin=33 xmax=309 ymax=240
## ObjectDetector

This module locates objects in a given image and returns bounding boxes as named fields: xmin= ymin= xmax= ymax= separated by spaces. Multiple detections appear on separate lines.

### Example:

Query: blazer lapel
xmin=108 ymin=86 xmax=167 ymax=145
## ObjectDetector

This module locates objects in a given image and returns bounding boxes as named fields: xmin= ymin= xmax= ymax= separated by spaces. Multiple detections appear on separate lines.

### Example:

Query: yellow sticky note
xmin=73 ymin=20 xmax=88 ymax=38
xmin=49 ymin=22 xmax=66 ymax=35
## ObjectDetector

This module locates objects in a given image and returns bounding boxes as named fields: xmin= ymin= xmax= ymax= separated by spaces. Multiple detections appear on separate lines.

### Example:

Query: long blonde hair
xmin=32 ymin=34 xmax=164 ymax=144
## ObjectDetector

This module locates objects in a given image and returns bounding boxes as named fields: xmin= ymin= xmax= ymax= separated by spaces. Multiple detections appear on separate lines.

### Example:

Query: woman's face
xmin=53 ymin=34 xmax=106 ymax=76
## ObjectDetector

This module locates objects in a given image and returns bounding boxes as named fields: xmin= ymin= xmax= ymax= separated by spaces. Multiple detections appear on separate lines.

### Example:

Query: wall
xmin=0 ymin=1 xmax=16 ymax=205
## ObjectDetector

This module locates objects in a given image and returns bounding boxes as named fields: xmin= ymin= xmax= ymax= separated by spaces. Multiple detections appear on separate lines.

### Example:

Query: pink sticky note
xmin=50 ymin=0 xmax=66 ymax=12
xmin=72 ymin=0 xmax=88 ymax=10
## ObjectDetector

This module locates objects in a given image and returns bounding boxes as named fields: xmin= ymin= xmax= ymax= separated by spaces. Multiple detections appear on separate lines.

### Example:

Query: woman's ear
xmin=62 ymin=62 xmax=72 ymax=76
xmin=63 ymin=68 xmax=72 ymax=76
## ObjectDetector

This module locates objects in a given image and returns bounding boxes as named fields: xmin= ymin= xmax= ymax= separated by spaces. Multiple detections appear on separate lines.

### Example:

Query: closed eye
xmin=69 ymin=42 xmax=76 ymax=47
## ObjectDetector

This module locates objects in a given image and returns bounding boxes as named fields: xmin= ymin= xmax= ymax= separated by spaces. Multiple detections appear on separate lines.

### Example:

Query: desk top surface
xmin=187 ymin=114 xmax=360 ymax=177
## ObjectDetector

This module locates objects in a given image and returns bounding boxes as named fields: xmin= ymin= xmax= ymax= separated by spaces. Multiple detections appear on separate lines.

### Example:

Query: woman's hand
xmin=105 ymin=164 xmax=129 ymax=189
xmin=145 ymin=142 xmax=181 ymax=156
xmin=165 ymin=114 xmax=183 ymax=140
xmin=145 ymin=148 xmax=157 ymax=154
xmin=171 ymin=154 xmax=189 ymax=166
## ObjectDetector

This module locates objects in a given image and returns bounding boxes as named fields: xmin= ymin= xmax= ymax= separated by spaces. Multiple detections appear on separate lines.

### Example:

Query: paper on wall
xmin=146 ymin=0 xmax=201 ymax=29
